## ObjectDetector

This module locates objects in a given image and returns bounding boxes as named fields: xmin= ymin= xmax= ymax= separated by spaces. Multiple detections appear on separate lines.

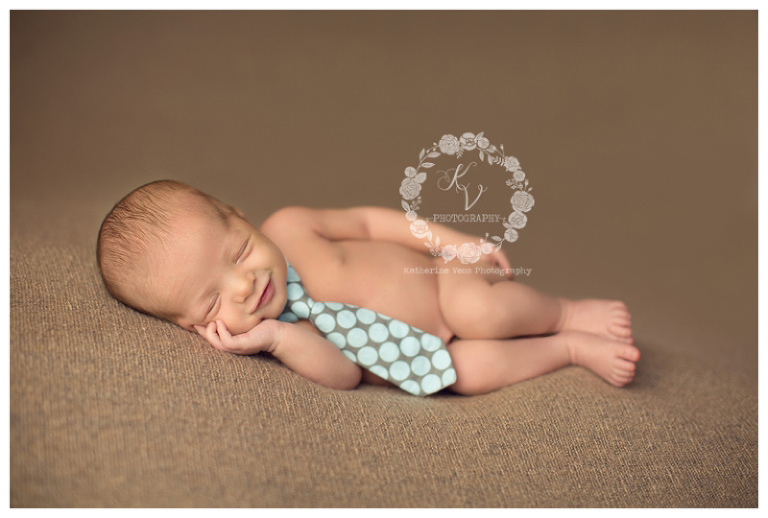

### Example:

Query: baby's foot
xmin=563 ymin=330 xmax=640 ymax=387
xmin=558 ymin=299 xmax=633 ymax=343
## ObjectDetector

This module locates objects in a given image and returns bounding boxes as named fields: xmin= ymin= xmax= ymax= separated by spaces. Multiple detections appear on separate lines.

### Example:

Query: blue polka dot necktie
xmin=277 ymin=264 xmax=457 ymax=396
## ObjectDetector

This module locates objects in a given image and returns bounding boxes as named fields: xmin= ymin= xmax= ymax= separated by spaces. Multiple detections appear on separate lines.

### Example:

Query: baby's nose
xmin=231 ymin=273 xmax=255 ymax=303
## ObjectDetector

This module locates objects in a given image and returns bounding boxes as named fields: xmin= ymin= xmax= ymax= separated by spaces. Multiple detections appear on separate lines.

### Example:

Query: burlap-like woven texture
xmin=11 ymin=11 xmax=757 ymax=507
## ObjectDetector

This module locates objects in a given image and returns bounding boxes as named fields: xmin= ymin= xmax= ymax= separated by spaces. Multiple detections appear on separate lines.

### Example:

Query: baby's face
xmin=145 ymin=205 xmax=288 ymax=335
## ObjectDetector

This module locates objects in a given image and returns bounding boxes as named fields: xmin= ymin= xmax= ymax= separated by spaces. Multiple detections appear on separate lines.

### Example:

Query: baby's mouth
xmin=255 ymin=277 xmax=274 ymax=311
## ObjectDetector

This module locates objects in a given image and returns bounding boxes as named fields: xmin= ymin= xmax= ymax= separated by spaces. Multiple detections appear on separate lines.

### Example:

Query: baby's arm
xmin=196 ymin=319 xmax=362 ymax=391
xmin=263 ymin=206 xmax=512 ymax=274
xmin=265 ymin=206 xmax=507 ymax=258
xmin=264 ymin=205 xmax=472 ymax=246
xmin=362 ymin=207 xmax=512 ymax=272
xmin=364 ymin=206 xmax=482 ymax=248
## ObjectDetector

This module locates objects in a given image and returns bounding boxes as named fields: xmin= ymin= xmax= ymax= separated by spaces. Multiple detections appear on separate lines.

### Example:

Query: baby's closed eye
xmin=235 ymin=238 xmax=250 ymax=263
xmin=204 ymin=294 xmax=220 ymax=321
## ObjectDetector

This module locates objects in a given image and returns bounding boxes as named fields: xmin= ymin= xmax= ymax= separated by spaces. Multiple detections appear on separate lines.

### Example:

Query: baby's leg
xmin=438 ymin=269 xmax=564 ymax=339
xmin=437 ymin=268 xmax=633 ymax=342
xmin=447 ymin=331 xmax=641 ymax=395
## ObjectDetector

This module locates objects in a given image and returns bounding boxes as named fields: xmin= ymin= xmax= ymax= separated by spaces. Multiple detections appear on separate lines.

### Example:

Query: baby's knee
xmin=446 ymin=343 xmax=498 ymax=395
xmin=449 ymin=369 xmax=497 ymax=396
xmin=442 ymin=293 xmax=508 ymax=339
xmin=449 ymin=375 xmax=487 ymax=396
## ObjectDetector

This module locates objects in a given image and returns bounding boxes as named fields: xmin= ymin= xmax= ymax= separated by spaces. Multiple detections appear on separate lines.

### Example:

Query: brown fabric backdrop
xmin=10 ymin=11 xmax=757 ymax=507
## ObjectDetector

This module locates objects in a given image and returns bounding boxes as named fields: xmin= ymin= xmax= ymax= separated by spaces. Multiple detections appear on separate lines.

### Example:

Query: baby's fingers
xmin=196 ymin=320 xmax=267 ymax=355
xmin=215 ymin=320 xmax=232 ymax=342
xmin=195 ymin=322 xmax=223 ymax=350
xmin=214 ymin=320 xmax=248 ymax=354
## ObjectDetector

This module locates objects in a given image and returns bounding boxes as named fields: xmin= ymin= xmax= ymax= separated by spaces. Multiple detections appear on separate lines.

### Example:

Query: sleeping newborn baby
xmin=97 ymin=180 xmax=639 ymax=396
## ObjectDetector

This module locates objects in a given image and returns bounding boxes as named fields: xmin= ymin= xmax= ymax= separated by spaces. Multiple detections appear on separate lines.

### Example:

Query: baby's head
xmin=97 ymin=180 xmax=288 ymax=334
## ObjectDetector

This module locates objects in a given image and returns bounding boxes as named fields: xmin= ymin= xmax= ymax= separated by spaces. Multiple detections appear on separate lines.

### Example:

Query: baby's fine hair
xmin=97 ymin=179 xmax=226 ymax=315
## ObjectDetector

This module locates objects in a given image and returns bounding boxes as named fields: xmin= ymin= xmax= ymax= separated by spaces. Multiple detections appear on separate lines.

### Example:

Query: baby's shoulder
xmin=260 ymin=207 xmax=322 ymax=246
xmin=260 ymin=206 xmax=342 ymax=264
xmin=260 ymin=206 xmax=313 ymax=231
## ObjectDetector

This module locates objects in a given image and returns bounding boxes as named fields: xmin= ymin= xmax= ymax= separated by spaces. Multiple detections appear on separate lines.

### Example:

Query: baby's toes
xmin=608 ymin=323 xmax=633 ymax=341
xmin=612 ymin=334 xmax=634 ymax=345
xmin=615 ymin=358 xmax=637 ymax=375
xmin=619 ymin=344 xmax=641 ymax=363
xmin=609 ymin=300 xmax=629 ymax=313
xmin=610 ymin=360 xmax=636 ymax=385
xmin=613 ymin=312 xmax=631 ymax=326
xmin=609 ymin=316 xmax=633 ymax=339
xmin=610 ymin=301 xmax=631 ymax=319
xmin=611 ymin=371 xmax=635 ymax=387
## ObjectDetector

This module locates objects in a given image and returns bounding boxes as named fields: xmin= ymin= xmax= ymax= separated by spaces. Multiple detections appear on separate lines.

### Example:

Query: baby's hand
xmin=194 ymin=319 xmax=283 ymax=355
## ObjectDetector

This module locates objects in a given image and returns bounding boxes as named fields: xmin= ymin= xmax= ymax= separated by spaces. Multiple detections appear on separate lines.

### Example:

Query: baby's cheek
xmin=221 ymin=313 xmax=261 ymax=335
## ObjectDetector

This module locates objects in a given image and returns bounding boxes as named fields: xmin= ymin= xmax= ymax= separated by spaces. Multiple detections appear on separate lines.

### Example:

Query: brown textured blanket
xmin=10 ymin=11 xmax=757 ymax=507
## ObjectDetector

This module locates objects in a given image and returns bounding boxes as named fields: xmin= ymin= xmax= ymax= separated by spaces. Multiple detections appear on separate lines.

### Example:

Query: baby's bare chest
xmin=290 ymin=240 xmax=453 ymax=342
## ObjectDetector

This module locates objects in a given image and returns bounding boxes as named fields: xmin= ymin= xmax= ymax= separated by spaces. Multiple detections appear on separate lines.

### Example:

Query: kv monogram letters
xmin=436 ymin=161 xmax=487 ymax=211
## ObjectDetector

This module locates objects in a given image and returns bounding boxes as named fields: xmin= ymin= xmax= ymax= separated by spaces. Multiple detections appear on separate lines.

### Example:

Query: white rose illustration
xmin=439 ymin=135 xmax=461 ymax=155
xmin=401 ymin=133 xmax=533 ymax=264
xmin=507 ymin=211 xmax=527 ymax=229
xmin=459 ymin=132 xmax=477 ymax=151
xmin=400 ymin=177 xmax=422 ymax=200
xmin=440 ymin=245 xmax=457 ymax=262
xmin=504 ymin=156 xmax=521 ymax=172
xmin=510 ymin=191 xmax=535 ymax=213
xmin=457 ymin=242 xmax=482 ymax=264
xmin=479 ymin=242 xmax=496 ymax=255
xmin=410 ymin=219 xmax=431 ymax=239
xmin=504 ymin=228 xmax=519 ymax=243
